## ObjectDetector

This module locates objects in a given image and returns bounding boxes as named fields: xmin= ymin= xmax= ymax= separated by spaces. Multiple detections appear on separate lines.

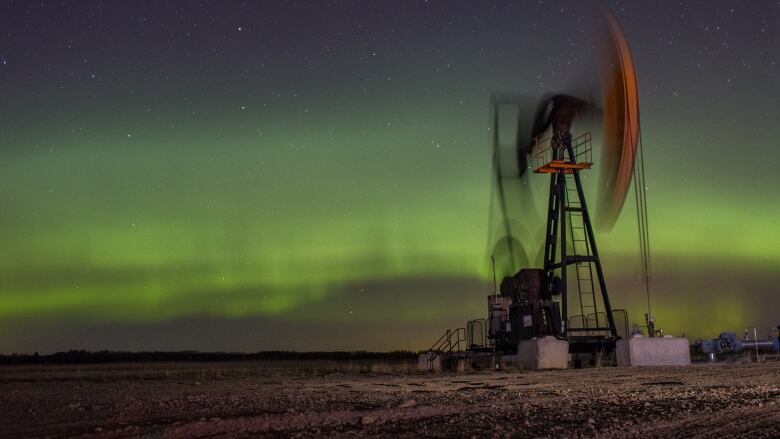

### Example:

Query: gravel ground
xmin=1 ymin=360 xmax=779 ymax=438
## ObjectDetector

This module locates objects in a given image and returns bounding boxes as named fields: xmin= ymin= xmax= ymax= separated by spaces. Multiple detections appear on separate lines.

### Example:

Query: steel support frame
xmin=542 ymin=132 xmax=618 ymax=338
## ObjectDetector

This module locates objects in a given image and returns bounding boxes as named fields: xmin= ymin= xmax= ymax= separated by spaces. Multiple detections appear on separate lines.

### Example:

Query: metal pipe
xmin=753 ymin=327 xmax=759 ymax=358
xmin=741 ymin=340 xmax=775 ymax=350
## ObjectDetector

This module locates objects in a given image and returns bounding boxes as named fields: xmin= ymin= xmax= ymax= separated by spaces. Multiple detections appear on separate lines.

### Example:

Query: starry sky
xmin=1 ymin=1 xmax=778 ymax=353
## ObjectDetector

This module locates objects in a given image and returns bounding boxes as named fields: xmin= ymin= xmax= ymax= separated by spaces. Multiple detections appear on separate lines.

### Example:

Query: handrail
xmin=612 ymin=308 xmax=629 ymax=340
xmin=467 ymin=319 xmax=487 ymax=349
xmin=586 ymin=312 xmax=606 ymax=331
xmin=425 ymin=327 xmax=467 ymax=370
xmin=532 ymin=131 xmax=593 ymax=171
xmin=568 ymin=314 xmax=586 ymax=331
xmin=429 ymin=330 xmax=451 ymax=352
xmin=568 ymin=309 xmax=628 ymax=339
xmin=428 ymin=328 xmax=466 ymax=354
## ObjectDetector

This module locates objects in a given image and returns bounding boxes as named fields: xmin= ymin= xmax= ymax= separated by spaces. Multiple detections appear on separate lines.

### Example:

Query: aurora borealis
xmin=1 ymin=1 xmax=778 ymax=353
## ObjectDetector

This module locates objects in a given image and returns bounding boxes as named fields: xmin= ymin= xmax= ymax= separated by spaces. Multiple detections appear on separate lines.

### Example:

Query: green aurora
xmin=1 ymin=1 xmax=778 ymax=352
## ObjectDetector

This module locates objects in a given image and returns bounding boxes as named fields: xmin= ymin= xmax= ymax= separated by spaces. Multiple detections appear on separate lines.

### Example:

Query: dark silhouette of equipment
xmin=423 ymin=10 xmax=656 ymax=369
xmin=486 ymin=10 xmax=645 ymax=355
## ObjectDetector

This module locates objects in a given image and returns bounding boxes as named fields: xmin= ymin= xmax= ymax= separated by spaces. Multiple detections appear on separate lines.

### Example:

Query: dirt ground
xmin=1 ymin=360 xmax=779 ymax=438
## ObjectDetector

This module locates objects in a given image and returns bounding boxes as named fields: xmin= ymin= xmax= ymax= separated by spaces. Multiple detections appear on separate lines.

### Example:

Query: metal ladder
xmin=564 ymin=172 xmax=599 ymax=333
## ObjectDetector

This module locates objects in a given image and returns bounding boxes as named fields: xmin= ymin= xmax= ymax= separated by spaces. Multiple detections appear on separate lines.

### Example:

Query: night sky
xmin=1 ymin=1 xmax=778 ymax=353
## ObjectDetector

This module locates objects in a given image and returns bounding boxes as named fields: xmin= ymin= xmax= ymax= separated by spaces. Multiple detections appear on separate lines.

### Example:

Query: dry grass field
xmin=1 ymin=360 xmax=779 ymax=438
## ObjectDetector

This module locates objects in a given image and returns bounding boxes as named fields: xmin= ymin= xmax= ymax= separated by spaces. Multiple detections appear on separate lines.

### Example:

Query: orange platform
xmin=534 ymin=160 xmax=593 ymax=174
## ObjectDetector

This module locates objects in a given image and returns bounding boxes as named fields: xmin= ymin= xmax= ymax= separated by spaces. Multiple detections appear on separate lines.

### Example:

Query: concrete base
xmin=456 ymin=358 xmax=471 ymax=373
xmin=417 ymin=352 xmax=443 ymax=372
xmin=516 ymin=336 xmax=569 ymax=370
xmin=616 ymin=335 xmax=691 ymax=367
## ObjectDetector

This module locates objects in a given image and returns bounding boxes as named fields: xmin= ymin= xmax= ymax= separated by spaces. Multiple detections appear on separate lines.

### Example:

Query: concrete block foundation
xmin=616 ymin=335 xmax=691 ymax=367
xmin=516 ymin=336 xmax=569 ymax=370
xmin=417 ymin=352 xmax=443 ymax=372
